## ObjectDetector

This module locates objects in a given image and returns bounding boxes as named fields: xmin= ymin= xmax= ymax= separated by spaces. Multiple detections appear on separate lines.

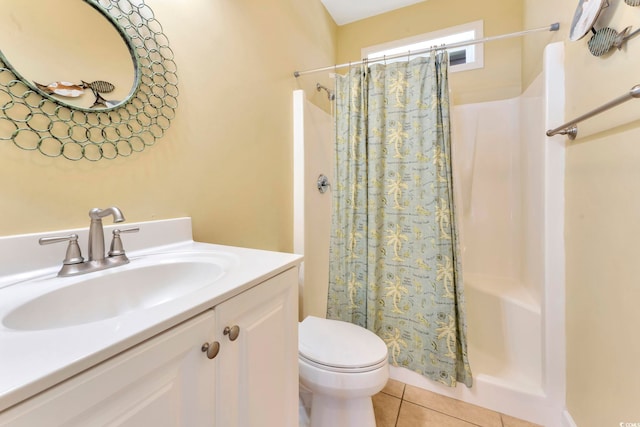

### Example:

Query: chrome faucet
xmin=39 ymin=206 xmax=139 ymax=277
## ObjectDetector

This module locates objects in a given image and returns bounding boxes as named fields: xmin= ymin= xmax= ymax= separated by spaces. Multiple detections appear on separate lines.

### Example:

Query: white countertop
xmin=0 ymin=218 xmax=302 ymax=412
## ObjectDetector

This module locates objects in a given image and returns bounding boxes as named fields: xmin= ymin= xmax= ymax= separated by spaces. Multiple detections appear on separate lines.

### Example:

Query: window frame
xmin=361 ymin=20 xmax=484 ymax=73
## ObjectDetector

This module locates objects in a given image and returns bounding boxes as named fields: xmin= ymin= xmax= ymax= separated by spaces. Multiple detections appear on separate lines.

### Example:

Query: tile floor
xmin=372 ymin=379 xmax=542 ymax=427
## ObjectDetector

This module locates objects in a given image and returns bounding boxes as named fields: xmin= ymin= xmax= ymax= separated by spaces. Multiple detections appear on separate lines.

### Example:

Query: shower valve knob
xmin=317 ymin=174 xmax=330 ymax=194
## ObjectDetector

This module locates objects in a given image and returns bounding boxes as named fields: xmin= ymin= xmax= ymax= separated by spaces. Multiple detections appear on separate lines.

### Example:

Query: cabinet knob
xmin=201 ymin=341 xmax=220 ymax=359
xmin=223 ymin=325 xmax=240 ymax=341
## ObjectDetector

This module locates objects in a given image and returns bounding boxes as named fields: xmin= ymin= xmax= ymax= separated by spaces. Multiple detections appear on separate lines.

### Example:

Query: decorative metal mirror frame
xmin=0 ymin=0 xmax=178 ymax=161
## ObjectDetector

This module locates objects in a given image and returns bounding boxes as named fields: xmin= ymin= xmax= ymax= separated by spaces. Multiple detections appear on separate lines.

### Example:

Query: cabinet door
xmin=0 ymin=310 xmax=217 ymax=427
xmin=215 ymin=267 xmax=298 ymax=427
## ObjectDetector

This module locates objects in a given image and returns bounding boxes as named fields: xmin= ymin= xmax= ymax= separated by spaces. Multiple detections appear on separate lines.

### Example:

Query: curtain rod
xmin=293 ymin=22 xmax=560 ymax=78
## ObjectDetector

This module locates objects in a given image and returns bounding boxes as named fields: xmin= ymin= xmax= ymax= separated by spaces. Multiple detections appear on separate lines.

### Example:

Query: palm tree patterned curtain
xmin=327 ymin=53 xmax=473 ymax=387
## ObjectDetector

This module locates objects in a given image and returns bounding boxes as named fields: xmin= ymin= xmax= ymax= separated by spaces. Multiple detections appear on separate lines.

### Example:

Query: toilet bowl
xmin=298 ymin=316 xmax=389 ymax=427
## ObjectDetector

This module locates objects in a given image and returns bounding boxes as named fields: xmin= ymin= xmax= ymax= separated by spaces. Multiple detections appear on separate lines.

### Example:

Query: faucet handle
xmin=108 ymin=227 xmax=140 ymax=257
xmin=39 ymin=234 xmax=84 ymax=265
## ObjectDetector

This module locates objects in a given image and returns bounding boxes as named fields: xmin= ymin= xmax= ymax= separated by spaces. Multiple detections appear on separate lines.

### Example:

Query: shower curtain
xmin=327 ymin=53 xmax=472 ymax=388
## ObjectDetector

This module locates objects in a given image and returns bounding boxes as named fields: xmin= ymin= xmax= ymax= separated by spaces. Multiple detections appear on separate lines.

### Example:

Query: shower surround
xmin=293 ymin=42 xmax=567 ymax=427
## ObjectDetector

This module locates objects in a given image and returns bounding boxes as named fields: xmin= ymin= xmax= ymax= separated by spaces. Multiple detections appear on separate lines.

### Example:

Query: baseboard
xmin=562 ymin=409 xmax=577 ymax=427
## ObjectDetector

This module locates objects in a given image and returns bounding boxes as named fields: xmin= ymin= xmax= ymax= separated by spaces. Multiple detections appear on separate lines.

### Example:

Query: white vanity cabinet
xmin=0 ymin=267 xmax=299 ymax=427
xmin=215 ymin=266 xmax=299 ymax=427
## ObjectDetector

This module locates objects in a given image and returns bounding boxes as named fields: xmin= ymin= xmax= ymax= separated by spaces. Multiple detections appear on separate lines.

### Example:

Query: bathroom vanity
xmin=0 ymin=217 xmax=301 ymax=426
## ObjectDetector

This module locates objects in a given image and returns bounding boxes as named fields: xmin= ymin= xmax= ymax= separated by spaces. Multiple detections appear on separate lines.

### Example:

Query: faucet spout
xmin=89 ymin=206 xmax=125 ymax=222
xmin=88 ymin=207 xmax=125 ymax=261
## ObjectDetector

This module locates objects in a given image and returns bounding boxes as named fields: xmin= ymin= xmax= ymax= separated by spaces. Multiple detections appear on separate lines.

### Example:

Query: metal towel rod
xmin=546 ymin=84 xmax=640 ymax=139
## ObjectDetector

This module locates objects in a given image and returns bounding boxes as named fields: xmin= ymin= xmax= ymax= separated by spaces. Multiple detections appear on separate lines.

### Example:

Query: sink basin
xmin=3 ymin=257 xmax=226 ymax=331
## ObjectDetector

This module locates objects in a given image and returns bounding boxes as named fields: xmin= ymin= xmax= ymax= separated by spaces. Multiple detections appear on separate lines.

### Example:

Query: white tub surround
xmin=293 ymin=90 xmax=334 ymax=320
xmin=0 ymin=217 xmax=302 ymax=423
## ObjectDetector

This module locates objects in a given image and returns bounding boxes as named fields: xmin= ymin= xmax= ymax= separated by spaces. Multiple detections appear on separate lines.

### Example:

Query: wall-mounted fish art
xmin=34 ymin=81 xmax=85 ymax=97
xmin=588 ymin=26 xmax=640 ymax=56
xmin=82 ymin=80 xmax=119 ymax=108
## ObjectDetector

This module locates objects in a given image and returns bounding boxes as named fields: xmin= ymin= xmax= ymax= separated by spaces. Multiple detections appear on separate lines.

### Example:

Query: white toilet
xmin=298 ymin=316 xmax=389 ymax=427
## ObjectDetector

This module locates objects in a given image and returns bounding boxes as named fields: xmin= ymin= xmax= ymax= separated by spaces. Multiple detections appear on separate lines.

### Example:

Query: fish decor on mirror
xmin=34 ymin=79 xmax=119 ymax=108
xmin=81 ymin=80 xmax=119 ymax=108
xmin=34 ymin=81 xmax=85 ymax=97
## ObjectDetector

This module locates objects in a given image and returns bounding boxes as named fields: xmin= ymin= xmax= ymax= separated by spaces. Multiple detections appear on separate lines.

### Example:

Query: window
xmin=361 ymin=20 xmax=484 ymax=73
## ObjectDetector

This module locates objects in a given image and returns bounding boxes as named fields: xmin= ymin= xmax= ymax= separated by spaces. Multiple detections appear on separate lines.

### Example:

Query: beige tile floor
xmin=373 ymin=379 xmax=542 ymax=427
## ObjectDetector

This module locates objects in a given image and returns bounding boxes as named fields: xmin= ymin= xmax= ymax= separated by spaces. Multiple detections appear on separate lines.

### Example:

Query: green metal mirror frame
xmin=0 ymin=0 xmax=178 ymax=161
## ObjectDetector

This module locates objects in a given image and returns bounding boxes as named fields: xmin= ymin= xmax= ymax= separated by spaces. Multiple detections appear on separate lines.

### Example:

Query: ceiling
xmin=321 ymin=0 xmax=427 ymax=26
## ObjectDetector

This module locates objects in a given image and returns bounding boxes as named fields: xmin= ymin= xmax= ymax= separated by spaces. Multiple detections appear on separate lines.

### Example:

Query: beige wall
xmin=521 ymin=1 xmax=566 ymax=89
xmin=524 ymin=0 xmax=640 ymax=425
xmin=5 ymin=0 xmax=640 ymax=423
xmin=0 ymin=0 xmax=336 ymax=253
xmin=336 ymin=0 xmax=523 ymax=105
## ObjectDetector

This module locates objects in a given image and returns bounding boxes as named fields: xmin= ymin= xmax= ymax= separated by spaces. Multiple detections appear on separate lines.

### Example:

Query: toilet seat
xmin=299 ymin=353 xmax=388 ymax=373
xmin=298 ymin=316 xmax=388 ymax=373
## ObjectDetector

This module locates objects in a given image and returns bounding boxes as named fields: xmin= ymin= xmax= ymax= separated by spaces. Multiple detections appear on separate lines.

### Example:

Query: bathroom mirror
xmin=0 ymin=0 xmax=178 ymax=161
xmin=0 ymin=0 xmax=137 ymax=110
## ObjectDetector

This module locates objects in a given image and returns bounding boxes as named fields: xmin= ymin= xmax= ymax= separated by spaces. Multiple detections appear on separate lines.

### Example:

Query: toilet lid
xmin=298 ymin=316 xmax=388 ymax=371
